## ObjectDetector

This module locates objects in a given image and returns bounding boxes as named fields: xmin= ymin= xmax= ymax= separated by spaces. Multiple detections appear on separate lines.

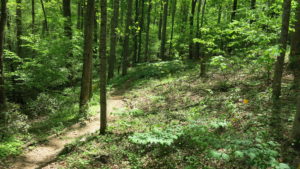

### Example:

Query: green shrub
xmin=0 ymin=103 xmax=28 ymax=139
xmin=25 ymin=93 xmax=61 ymax=117
xmin=129 ymin=127 xmax=183 ymax=146
xmin=228 ymin=139 xmax=290 ymax=168
xmin=0 ymin=138 xmax=23 ymax=159
xmin=180 ymin=124 xmax=221 ymax=151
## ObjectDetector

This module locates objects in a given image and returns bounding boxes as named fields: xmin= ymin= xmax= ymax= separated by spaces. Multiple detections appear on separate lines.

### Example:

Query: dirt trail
xmin=9 ymin=97 xmax=125 ymax=169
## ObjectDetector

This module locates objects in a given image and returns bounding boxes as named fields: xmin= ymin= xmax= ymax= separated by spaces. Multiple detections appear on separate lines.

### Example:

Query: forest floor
xmin=7 ymin=97 xmax=125 ymax=169
xmin=2 ymin=61 xmax=300 ymax=169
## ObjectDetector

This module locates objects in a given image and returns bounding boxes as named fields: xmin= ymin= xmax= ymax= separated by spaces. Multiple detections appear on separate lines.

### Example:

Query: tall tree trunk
xmin=40 ymin=0 xmax=48 ymax=34
xmin=137 ymin=0 xmax=145 ymax=63
xmin=231 ymin=0 xmax=238 ymax=22
xmin=32 ymin=0 xmax=35 ymax=33
xmin=195 ymin=0 xmax=202 ymax=59
xmin=81 ymin=0 xmax=85 ymax=29
xmin=160 ymin=0 xmax=169 ymax=60
xmin=132 ymin=0 xmax=139 ymax=66
xmin=63 ymin=0 xmax=74 ymax=84
xmin=108 ymin=0 xmax=120 ymax=80
xmin=100 ymin=0 xmax=108 ymax=134
xmin=290 ymin=1 xmax=300 ymax=78
xmin=79 ymin=0 xmax=95 ymax=114
xmin=16 ymin=0 xmax=22 ymax=57
xmin=169 ymin=0 xmax=176 ymax=57
xmin=0 ymin=0 xmax=7 ymax=113
xmin=63 ymin=0 xmax=72 ymax=39
xmin=94 ymin=6 xmax=98 ymax=43
xmin=189 ymin=0 xmax=197 ymax=59
xmin=200 ymin=0 xmax=207 ymax=77
xmin=122 ymin=0 xmax=133 ymax=76
xmin=217 ymin=3 xmax=222 ymax=24
xmin=77 ymin=0 xmax=83 ymax=29
xmin=144 ymin=0 xmax=152 ymax=62
xmin=292 ymin=0 xmax=300 ymax=150
xmin=250 ymin=0 xmax=256 ymax=24
xmin=158 ymin=1 xmax=163 ymax=40
xmin=271 ymin=0 xmax=291 ymax=132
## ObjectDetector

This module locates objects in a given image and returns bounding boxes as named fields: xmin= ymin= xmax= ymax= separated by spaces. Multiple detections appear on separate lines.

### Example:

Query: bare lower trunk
xmin=122 ymin=0 xmax=133 ymax=76
xmin=0 ymin=0 xmax=7 ymax=113
xmin=79 ymin=0 xmax=95 ymax=114
xmin=271 ymin=0 xmax=291 ymax=135
xmin=108 ymin=0 xmax=120 ymax=80
xmin=100 ymin=0 xmax=108 ymax=134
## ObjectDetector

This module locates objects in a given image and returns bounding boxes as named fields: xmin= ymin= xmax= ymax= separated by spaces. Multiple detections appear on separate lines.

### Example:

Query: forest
xmin=0 ymin=0 xmax=300 ymax=168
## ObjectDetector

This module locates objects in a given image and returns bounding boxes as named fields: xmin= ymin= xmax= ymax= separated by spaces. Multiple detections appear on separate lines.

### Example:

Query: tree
xmin=122 ymin=0 xmax=133 ymax=76
xmin=250 ymin=0 xmax=256 ymax=24
xmin=40 ymin=0 xmax=48 ymax=34
xmin=158 ymin=1 xmax=163 ymax=40
xmin=144 ymin=0 xmax=152 ymax=62
xmin=195 ymin=0 xmax=202 ymax=59
xmin=133 ymin=0 xmax=139 ymax=66
xmin=63 ymin=0 xmax=72 ymax=39
xmin=32 ymin=0 xmax=35 ymax=33
xmin=77 ymin=0 xmax=84 ymax=30
xmin=79 ymin=0 xmax=95 ymax=114
xmin=0 ymin=0 xmax=7 ymax=113
xmin=231 ymin=0 xmax=238 ymax=22
xmin=271 ymin=0 xmax=291 ymax=131
xmin=199 ymin=0 xmax=207 ymax=77
xmin=137 ymin=0 xmax=145 ymax=63
xmin=292 ymin=0 xmax=300 ymax=148
xmin=108 ymin=0 xmax=120 ymax=80
xmin=189 ymin=0 xmax=197 ymax=59
xmin=169 ymin=0 xmax=176 ymax=57
xmin=160 ymin=0 xmax=169 ymax=60
xmin=100 ymin=0 xmax=108 ymax=134
xmin=16 ymin=0 xmax=22 ymax=57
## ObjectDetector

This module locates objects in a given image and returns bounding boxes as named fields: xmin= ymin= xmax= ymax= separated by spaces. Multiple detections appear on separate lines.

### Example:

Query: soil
xmin=9 ymin=97 xmax=125 ymax=169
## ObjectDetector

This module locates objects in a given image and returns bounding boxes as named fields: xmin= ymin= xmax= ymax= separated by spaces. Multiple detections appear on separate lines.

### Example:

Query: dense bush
xmin=25 ymin=93 xmax=61 ymax=117
xmin=0 ymin=103 xmax=28 ymax=140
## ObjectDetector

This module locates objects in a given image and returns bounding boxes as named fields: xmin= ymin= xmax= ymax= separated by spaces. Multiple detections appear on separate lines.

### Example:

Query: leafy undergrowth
xmin=49 ymin=61 xmax=299 ymax=169
xmin=0 ymin=88 xmax=101 ymax=162
xmin=0 ymin=61 xmax=195 ymax=164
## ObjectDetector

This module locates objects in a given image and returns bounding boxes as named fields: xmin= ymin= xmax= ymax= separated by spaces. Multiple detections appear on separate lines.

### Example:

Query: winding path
xmin=9 ymin=97 xmax=125 ymax=169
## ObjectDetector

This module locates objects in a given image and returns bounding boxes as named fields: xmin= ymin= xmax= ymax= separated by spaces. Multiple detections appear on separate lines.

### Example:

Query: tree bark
xmin=189 ymin=0 xmax=197 ymax=59
xmin=79 ymin=0 xmax=95 ymax=114
xmin=16 ymin=0 xmax=22 ymax=57
xmin=32 ymin=0 xmax=35 ymax=33
xmin=200 ymin=0 xmax=207 ymax=77
xmin=132 ymin=0 xmax=139 ymax=66
xmin=292 ymin=0 xmax=300 ymax=149
xmin=158 ymin=1 xmax=163 ymax=40
xmin=250 ymin=0 xmax=256 ymax=24
xmin=231 ymin=0 xmax=238 ymax=22
xmin=271 ymin=0 xmax=291 ymax=132
xmin=160 ymin=0 xmax=169 ymax=60
xmin=195 ymin=0 xmax=202 ymax=59
xmin=99 ymin=0 xmax=108 ymax=134
xmin=77 ymin=0 xmax=83 ymax=30
xmin=137 ymin=0 xmax=145 ymax=63
xmin=108 ymin=0 xmax=120 ymax=80
xmin=122 ymin=0 xmax=133 ymax=76
xmin=0 ymin=0 xmax=7 ymax=112
xmin=144 ymin=0 xmax=152 ymax=62
xmin=40 ymin=0 xmax=48 ymax=34
xmin=63 ymin=0 xmax=72 ymax=39
xmin=290 ymin=1 xmax=300 ymax=82
xmin=169 ymin=0 xmax=176 ymax=57
xmin=217 ymin=3 xmax=222 ymax=24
